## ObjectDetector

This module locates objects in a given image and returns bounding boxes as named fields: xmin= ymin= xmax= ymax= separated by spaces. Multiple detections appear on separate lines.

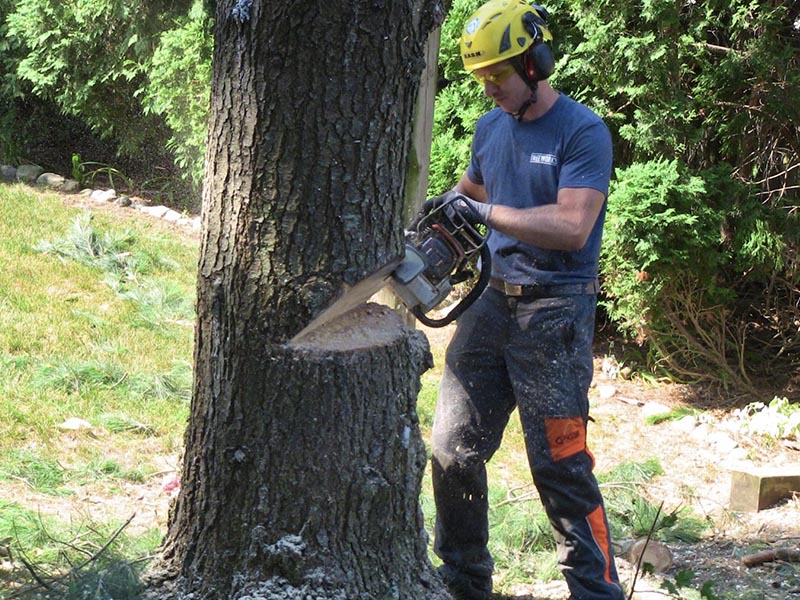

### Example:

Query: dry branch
xmin=742 ymin=547 xmax=800 ymax=567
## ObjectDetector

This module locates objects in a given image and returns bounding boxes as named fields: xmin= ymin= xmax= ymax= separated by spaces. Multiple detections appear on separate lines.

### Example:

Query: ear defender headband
xmin=507 ymin=4 xmax=554 ymax=118
xmin=520 ymin=5 xmax=554 ymax=83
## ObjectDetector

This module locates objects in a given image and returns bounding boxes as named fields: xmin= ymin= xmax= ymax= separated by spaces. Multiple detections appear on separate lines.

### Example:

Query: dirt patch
xmin=503 ymin=356 xmax=800 ymax=600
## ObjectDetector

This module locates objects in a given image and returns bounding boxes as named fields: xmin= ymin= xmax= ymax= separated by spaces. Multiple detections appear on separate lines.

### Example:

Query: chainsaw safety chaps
xmin=431 ymin=288 xmax=624 ymax=600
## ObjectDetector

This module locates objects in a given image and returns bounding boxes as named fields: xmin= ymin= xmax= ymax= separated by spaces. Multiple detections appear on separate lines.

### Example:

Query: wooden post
xmin=373 ymin=27 xmax=440 ymax=325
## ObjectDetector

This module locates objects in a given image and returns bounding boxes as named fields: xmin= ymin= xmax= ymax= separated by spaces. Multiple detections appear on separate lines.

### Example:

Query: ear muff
xmin=521 ymin=10 xmax=555 ymax=82
xmin=526 ymin=42 xmax=555 ymax=81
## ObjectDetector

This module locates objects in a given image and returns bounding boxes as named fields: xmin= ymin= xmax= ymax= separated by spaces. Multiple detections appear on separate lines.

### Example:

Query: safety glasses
xmin=472 ymin=64 xmax=517 ymax=86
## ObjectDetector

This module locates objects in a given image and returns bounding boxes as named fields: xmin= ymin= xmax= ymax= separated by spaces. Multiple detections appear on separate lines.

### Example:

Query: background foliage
xmin=0 ymin=0 xmax=798 ymax=396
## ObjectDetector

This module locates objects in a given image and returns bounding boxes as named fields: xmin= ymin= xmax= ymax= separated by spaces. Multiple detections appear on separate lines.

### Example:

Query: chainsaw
xmin=290 ymin=195 xmax=491 ymax=343
xmin=390 ymin=194 xmax=491 ymax=328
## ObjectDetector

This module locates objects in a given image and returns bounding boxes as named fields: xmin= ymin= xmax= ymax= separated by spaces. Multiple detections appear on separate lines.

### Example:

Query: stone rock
xmin=672 ymin=414 xmax=697 ymax=433
xmin=116 ymin=196 xmax=132 ymax=207
xmin=708 ymin=430 xmax=738 ymax=453
xmin=0 ymin=165 xmax=16 ymax=181
xmin=36 ymin=172 xmax=66 ymax=189
xmin=90 ymin=188 xmax=117 ymax=203
xmin=627 ymin=538 xmax=673 ymax=573
xmin=162 ymin=209 xmax=183 ymax=223
xmin=58 ymin=417 xmax=92 ymax=431
xmin=139 ymin=205 xmax=169 ymax=219
xmin=597 ymin=384 xmax=617 ymax=399
xmin=61 ymin=179 xmax=80 ymax=193
xmin=16 ymin=164 xmax=44 ymax=183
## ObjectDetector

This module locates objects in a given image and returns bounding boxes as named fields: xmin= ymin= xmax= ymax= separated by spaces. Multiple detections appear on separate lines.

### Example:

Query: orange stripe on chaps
xmin=586 ymin=505 xmax=616 ymax=585
xmin=544 ymin=417 xmax=587 ymax=462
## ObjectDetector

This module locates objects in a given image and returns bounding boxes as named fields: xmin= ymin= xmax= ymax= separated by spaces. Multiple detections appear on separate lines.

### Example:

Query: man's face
xmin=472 ymin=61 xmax=530 ymax=114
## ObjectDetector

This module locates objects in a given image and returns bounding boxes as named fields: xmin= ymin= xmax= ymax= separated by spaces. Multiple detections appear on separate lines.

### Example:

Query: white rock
xmin=139 ymin=205 xmax=169 ymax=219
xmin=90 ymin=188 xmax=117 ymax=202
xmin=709 ymin=430 xmax=738 ymax=453
xmin=58 ymin=417 xmax=92 ymax=430
xmin=162 ymin=209 xmax=183 ymax=223
xmin=672 ymin=414 xmax=697 ymax=433
xmin=597 ymin=384 xmax=617 ymax=399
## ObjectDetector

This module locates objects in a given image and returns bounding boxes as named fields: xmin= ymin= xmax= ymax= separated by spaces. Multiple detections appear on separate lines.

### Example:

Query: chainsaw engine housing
xmin=390 ymin=196 xmax=491 ymax=326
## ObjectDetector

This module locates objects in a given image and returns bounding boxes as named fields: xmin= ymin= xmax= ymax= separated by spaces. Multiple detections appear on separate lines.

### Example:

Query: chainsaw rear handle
xmin=413 ymin=240 xmax=492 ymax=328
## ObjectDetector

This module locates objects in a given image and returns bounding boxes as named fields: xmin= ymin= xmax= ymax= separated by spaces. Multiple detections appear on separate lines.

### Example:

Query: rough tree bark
xmin=146 ymin=0 xmax=451 ymax=598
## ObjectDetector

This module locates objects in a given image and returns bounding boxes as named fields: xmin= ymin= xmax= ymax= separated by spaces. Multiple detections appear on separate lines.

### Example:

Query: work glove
xmin=414 ymin=191 xmax=493 ymax=227
xmin=452 ymin=194 xmax=492 ymax=225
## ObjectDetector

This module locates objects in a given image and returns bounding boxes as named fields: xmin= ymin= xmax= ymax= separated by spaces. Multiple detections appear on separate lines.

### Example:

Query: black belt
xmin=489 ymin=277 xmax=599 ymax=298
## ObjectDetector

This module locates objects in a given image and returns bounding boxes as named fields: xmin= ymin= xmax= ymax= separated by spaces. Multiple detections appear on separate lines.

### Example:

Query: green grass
xmin=644 ymin=406 xmax=696 ymax=426
xmin=0 ymin=182 xmax=195 ymax=488
xmin=0 ymin=183 xmax=194 ymax=596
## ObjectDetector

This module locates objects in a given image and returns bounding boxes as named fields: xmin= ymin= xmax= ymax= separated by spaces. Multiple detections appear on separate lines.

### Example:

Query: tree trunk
xmin=146 ymin=0 xmax=450 ymax=598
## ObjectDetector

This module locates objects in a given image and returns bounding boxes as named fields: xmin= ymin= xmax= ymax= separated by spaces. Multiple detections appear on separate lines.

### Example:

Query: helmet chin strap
xmin=513 ymin=81 xmax=538 ymax=122
xmin=509 ymin=56 xmax=539 ymax=121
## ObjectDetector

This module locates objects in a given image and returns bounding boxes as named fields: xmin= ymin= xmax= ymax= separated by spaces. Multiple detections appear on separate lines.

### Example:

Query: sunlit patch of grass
xmin=644 ymin=406 xmax=697 ymax=425
xmin=599 ymin=459 xmax=709 ymax=543
xmin=0 ymin=183 xmax=195 ymax=471
xmin=0 ymin=448 xmax=69 ymax=494
xmin=119 ymin=278 xmax=195 ymax=328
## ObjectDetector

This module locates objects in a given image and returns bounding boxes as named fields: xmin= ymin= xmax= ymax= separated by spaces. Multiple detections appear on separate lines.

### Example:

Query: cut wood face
xmin=288 ymin=302 xmax=408 ymax=351
xmin=289 ymin=257 xmax=402 ymax=345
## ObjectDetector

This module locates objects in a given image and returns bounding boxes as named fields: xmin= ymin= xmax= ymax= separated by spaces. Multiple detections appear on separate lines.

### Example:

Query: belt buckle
xmin=503 ymin=281 xmax=523 ymax=296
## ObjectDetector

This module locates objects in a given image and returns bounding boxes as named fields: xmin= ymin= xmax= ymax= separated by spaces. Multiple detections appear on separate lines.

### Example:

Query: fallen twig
xmin=4 ymin=513 xmax=138 ymax=599
xmin=617 ymin=396 xmax=645 ymax=407
xmin=742 ymin=547 xmax=800 ymax=568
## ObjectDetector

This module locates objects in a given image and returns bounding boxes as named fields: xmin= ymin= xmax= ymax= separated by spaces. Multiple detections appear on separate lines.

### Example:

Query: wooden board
xmin=729 ymin=465 xmax=800 ymax=512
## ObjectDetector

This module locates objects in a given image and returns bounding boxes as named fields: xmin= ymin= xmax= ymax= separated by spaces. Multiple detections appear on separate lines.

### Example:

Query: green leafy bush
xmin=601 ymin=159 xmax=793 ymax=390
xmin=428 ymin=0 xmax=492 ymax=194
xmin=141 ymin=0 xmax=213 ymax=187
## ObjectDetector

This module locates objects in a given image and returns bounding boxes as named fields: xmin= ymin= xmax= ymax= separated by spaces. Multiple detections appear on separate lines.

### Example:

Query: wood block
xmin=729 ymin=465 xmax=800 ymax=512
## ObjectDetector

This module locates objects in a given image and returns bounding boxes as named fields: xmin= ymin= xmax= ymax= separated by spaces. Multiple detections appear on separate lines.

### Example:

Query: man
xmin=429 ymin=1 xmax=624 ymax=599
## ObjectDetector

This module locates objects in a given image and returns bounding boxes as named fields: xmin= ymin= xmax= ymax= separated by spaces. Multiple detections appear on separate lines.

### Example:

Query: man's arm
xmin=489 ymin=187 xmax=605 ymax=251
xmin=452 ymin=171 xmax=605 ymax=252
xmin=454 ymin=172 xmax=488 ymax=203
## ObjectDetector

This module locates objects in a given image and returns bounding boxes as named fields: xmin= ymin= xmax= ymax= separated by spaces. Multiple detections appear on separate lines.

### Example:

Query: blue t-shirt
xmin=468 ymin=94 xmax=613 ymax=286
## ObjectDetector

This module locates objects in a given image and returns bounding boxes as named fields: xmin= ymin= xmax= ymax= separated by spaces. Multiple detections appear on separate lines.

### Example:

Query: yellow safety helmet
xmin=460 ymin=0 xmax=554 ymax=77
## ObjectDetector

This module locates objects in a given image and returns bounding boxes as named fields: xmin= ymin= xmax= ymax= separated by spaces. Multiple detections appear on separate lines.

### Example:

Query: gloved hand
xmin=452 ymin=194 xmax=492 ymax=225
xmin=420 ymin=190 xmax=458 ymax=217
xmin=414 ymin=191 xmax=493 ymax=227
xmin=409 ymin=190 xmax=457 ymax=228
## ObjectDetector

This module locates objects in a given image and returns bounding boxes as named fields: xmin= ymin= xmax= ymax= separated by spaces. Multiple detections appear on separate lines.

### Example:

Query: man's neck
xmin=520 ymin=84 xmax=559 ymax=121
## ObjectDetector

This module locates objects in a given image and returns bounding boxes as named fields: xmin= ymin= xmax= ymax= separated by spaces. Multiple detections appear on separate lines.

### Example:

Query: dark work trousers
xmin=431 ymin=287 xmax=625 ymax=600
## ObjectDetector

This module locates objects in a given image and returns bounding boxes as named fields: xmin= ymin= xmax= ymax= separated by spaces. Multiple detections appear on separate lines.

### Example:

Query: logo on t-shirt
xmin=529 ymin=153 xmax=558 ymax=166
